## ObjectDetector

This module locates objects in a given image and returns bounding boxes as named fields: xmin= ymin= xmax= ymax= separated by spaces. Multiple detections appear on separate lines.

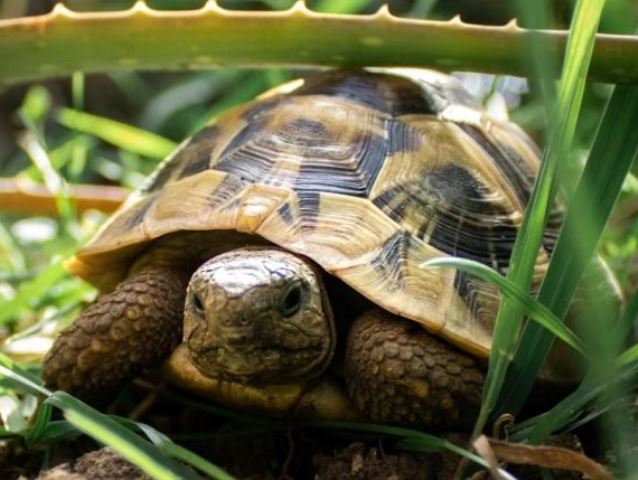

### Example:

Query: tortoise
xmin=42 ymin=68 xmax=619 ymax=428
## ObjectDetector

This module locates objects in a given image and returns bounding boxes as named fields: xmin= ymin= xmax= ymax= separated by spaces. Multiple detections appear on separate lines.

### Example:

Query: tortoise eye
xmin=280 ymin=283 xmax=303 ymax=318
xmin=192 ymin=293 xmax=205 ymax=314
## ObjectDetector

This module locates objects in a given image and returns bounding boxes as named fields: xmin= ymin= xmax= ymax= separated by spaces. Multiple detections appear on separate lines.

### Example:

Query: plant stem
xmin=1 ymin=2 xmax=638 ymax=85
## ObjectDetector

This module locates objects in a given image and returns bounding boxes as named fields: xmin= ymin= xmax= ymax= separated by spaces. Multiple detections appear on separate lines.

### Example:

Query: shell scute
xmin=176 ymin=126 xmax=221 ymax=179
xmin=214 ymin=95 xmax=389 ymax=199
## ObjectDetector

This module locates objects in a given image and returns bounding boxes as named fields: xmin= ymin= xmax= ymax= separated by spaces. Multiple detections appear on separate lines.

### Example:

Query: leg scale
xmin=345 ymin=310 xmax=484 ymax=428
xmin=43 ymin=268 xmax=187 ymax=403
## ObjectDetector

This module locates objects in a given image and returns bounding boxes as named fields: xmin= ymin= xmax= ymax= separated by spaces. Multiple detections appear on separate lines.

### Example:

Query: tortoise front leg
xmin=344 ymin=309 xmax=484 ymax=428
xmin=43 ymin=267 xmax=188 ymax=403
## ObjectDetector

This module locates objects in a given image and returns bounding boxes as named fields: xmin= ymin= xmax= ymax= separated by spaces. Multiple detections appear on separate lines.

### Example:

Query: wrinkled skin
xmin=183 ymin=249 xmax=336 ymax=384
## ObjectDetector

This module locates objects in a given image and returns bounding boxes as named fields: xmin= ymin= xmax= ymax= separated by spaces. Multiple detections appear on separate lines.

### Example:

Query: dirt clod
xmin=313 ymin=442 xmax=458 ymax=479
xmin=36 ymin=448 xmax=151 ymax=480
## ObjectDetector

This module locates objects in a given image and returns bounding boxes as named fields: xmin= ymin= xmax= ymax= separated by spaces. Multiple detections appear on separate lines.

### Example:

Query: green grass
xmin=473 ymin=0 xmax=605 ymax=438
xmin=0 ymin=352 xmax=231 ymax=479
xmin=0 ymin=0 xmax=637 ymax=478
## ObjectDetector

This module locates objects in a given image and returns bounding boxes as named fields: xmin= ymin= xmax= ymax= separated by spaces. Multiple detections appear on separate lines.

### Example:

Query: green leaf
xmin=509 ymin=358 xmax=638 ymax=442
xmin=511 ymin=290 xmax=638 ymax=445
xmin=0 ymin=353 xmax=227 ymax=480
xmin=497 ymin=84 xmax=638 ymax=417
xmin=19 ymin=85 xmax=52 ymax=127
xmin=136 ymin=423 xmax=234 ymax=480
xmin=56 ymin=108 xmax=177 ymax=159
xmin=0 ymin=259 xmax=68 ymax=325
xmin=0 ymin=354 xmax=48 ymax=397
xmin=23 ymin=401 xmax=52 ymax=446
xmin=306 ymin=420 xmax=486 ymax=466
xmin=18 ymin=130 xmax=76 ymax=224
xmin=24 ymin=420 xmax=81 ymax=445
xmin=476 ymin=0 xmax=605 ymax=437
xmin=421 ymin=258 xmax=587 ymax=357
xmin=46 ymin=392 xmax=202 ymax=480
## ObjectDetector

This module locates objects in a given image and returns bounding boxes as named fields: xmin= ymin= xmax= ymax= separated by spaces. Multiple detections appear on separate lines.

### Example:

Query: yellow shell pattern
xmin=68 ymin=69 xmax=558 ymax=360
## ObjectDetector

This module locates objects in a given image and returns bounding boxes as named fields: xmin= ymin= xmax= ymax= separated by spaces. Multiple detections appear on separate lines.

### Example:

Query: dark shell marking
xmin=294 ymin=70 xmax=478 ymax=116
xmin=76 ymin=69 xmax=555 ymax=358
xmin=141 ymin=125 xmax=220 ymax=194
xmin=373 ymin=164 xmax=518 ymax=271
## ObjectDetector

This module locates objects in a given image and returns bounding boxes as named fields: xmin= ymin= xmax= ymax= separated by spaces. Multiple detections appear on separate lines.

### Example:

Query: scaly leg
xmin=344 ymin=309 xmax=484 ymax=428
xmin=43 ymin=267 xmax=187 ymax=403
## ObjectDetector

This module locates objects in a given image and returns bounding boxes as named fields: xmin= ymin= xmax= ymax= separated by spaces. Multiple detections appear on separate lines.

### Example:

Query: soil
xmin=31 ymin=441 xmax=459 ymax=480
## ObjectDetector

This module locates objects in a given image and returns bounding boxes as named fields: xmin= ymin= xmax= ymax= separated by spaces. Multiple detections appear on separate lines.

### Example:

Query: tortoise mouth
xmin=186 ymin=342 xmax=330 ymax=384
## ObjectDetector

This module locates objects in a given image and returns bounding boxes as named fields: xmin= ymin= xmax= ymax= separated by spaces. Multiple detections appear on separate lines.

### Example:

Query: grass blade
xmin=17 ymin=132 xmax=76 ymax=224
xmin=511 ymin=289 xmax=638 ymax=446
xmin=496 ymin=83 xmax=638 ymax=417
xmin=0 ymin=357 xmax=48 ymax=398
xmin=0 ymin=352 xmax=225 ymax=480
xmin=306 ymin=420 xmax=487 ymax=467
xmin=475 ymin=0 xmax=605 ymax=436
xmin=46 ymin=392 xmax=201 ymax=480
xmin=421 ymin=258 xmax=587 ymax=356
xmin=25 ymin=420 xmax=81 ymax=445
xmin=0 ymin=259 xmax=68 ymax=325
xmin=56 ymin=108 xmax=177 ymax=159
xmin=24 ymin=401 xmax=53 ymax=446
xmin=135 ymin=423 xmax=234 ymax=480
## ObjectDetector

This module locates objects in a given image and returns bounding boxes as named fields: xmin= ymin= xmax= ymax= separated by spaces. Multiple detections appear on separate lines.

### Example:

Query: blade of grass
xmin=135 ymin=423 xmax=235 ymax=480
xmin=0 ymin=353 xmax=229 ymax=479
xmin=421 ymin=258 xmax=587 ymax=356
xmin=24 ymin=401 xmax=53 ymax=446
xmin=0 ymin=259 xmax=68 ymax=325
xmin=46 ymin=392 xmax=202 ymax=480
xmin=474 ymin=0 xmax=605 ymax=437
xmin=308 ymin=419 xmax=517 ymax=478
xmin=510 ymin=357 xmax=638 ymax=444
xmin=71 ymin=72 xmax=84 ymax=111
xmin=0 ymin=220 xmax=25 ymax=273
xmin=24 ymin=419 xmax=81 ymax=445
xmin=496 ymin=83 xmax=638 ymax=417
xmin=17 ymin=132 xmax=75 ymax=225
xmin=139 ymin=70 xmax=244 ymax=131
xmin=194 ymin=72 xmax=278 ymax=132
xmin=56 ymin=108 xmax=177 ymax=159
xmin=610 ymin=286 xmax=638 ymax=365
xmin=511 ymin=289 xmax=638 ymax=441
xmin=306 ymin=420 xmax=485 ymax=467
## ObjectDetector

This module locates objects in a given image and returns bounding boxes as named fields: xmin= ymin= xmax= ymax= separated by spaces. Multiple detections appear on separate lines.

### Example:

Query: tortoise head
xmin=183 ymin=248 xmax=335 ymax=384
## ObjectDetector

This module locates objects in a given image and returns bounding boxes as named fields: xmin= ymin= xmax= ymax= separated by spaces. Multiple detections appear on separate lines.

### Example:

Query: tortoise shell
xmin=67 ymin=69 xmax=559 ymax=360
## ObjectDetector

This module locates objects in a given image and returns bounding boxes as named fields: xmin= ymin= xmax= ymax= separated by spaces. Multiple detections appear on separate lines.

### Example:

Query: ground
xmin=0 ymin=377 xmax=597 ymax=480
